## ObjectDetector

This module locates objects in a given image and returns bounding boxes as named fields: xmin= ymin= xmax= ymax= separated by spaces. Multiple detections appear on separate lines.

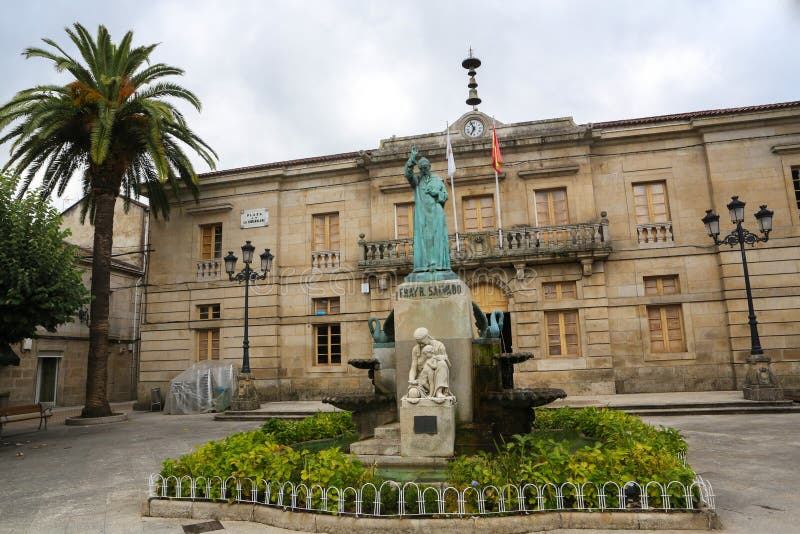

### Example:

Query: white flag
xmin=446 ymin=124 xmax=460 ymax=251
xmin=446 ymin=129 xmax=456 ymax=178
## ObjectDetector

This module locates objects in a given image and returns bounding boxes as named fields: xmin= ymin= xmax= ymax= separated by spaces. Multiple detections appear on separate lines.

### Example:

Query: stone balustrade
xmin=636 ymin=222 xmax=673 ymax=245
xmin=311 ymin=249 xmax=340 ymax=271
xmin=359 ymin=221 xmax=611 ymax=271
xmin=196 ymin=259 xmax=222 ymax=281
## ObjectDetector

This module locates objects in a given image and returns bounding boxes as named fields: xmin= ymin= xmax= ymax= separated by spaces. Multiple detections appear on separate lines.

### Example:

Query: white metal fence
xmin=148 ymin=474 xmax=715 ymax=517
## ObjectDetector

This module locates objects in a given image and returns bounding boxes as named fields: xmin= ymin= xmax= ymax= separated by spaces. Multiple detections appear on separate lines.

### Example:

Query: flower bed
xmin=155 ymin=408 xmax=713 ymax=515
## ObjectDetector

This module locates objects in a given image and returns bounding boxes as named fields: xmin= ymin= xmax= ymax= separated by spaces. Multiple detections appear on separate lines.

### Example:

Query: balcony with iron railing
xmin=358 ymin=219 xmax=611 ymax=274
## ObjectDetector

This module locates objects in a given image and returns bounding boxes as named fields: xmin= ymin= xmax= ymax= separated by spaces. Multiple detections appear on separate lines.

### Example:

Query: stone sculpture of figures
xmin=407 ymin=327 xmax=453 ymax=403
xmin=405 ymin=146 xmax=451 ymax=273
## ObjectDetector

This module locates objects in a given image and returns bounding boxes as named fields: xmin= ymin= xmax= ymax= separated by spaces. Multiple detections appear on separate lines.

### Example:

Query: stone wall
xmin=137 ymin=105 xmax=800 ymax=402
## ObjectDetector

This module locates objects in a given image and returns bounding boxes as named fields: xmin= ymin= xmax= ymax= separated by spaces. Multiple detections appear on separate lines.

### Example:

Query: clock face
xmin=464 ymin=119 xmax=485 ymax=137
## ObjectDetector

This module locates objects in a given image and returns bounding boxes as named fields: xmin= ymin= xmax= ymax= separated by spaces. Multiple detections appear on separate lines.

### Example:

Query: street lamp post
xmin=701 ymin=196 xmax=782 ymax=401
xmin=224 ymin=241 xmax=275 ymax=411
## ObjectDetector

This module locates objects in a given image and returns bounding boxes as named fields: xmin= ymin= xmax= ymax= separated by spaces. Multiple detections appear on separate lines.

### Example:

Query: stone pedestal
xmin=400 ymin=398 xmax=456 ymax=457
xmin=743 ymin=355 xmax=783 ymax=401
xmin=394 ymin=279 xmax=473 ymax=421
xmin=230 ymin=373 xmax=261 ymax=411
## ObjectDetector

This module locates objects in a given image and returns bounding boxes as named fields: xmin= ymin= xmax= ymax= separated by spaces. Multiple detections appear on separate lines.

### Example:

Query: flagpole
xmin=493 ymin=117 xmax=503 ymax=249
xmin=447 ymin=122 xmax=460 ymax=252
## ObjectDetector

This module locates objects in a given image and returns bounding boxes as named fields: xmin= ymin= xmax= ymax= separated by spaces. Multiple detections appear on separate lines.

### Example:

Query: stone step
xmin=214 ymin=413 xmax=308 ymax=421
xmin=607 ymin=400 xmax=795 ymax=411
xmin=349 ymin=437 xmax=400 ymax=456
xmin=374 ymin=423 xmax=400 ymax=440
xmin=625 ymin=405 xmax=800 ymax=416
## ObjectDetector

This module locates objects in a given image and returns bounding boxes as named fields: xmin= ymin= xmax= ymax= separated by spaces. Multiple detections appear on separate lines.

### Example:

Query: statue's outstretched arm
xmin=405 ymin=146 xmax=419 ymax=187
xmin=405 ymin=157 xmax=417 ymax=187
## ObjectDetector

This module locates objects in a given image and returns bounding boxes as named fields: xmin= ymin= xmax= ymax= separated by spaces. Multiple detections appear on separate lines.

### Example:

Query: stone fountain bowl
xmin=497 ymin=352 xmax=533 ymax=364
xmin=347 ymin=358 xmax=380 ymax=370
xmin=322 ymin=393 xmax=395 ymax=412
xmin=484 ymin=388 xmax=567 ymax=408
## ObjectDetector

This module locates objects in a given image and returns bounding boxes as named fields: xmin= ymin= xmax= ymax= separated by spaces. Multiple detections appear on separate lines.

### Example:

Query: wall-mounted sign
xmin=241 ymin=208 xmax=268 ymax=228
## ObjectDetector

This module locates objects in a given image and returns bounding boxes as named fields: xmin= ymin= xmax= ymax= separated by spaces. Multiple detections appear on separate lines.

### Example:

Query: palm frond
xmin=0 ymin=21 xmax=216 ymax=220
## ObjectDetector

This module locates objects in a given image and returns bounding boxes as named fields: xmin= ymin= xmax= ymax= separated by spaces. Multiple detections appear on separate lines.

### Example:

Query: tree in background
xmin=0 ymin=23 xmax=217 ymax=417
xmin=0 ymin=172 xmax=89 ymax=364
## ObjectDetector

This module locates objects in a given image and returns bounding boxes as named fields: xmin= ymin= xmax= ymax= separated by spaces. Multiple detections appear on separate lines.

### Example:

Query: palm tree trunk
xmin=81 ymin=189 xmax=117 ymax=418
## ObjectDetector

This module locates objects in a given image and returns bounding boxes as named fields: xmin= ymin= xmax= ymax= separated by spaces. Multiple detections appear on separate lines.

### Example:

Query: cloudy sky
xmin=1 ymin=0 xmax=799 ymax=207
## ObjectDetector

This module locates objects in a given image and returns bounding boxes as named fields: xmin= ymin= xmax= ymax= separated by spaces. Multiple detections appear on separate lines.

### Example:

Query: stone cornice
xmin=184 ymin=203 xmax=234 ymax=215
xmin=771 ymin=143 xmax=800 ymax=154
xmin=518 ymin=165 xmax=581 ymax=180
xmin=377 ymin=165 xmax=507 ymax=193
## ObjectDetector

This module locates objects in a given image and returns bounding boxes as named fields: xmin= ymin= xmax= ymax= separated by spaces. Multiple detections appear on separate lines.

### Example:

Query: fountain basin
xmin=322 ymin=394 xmax=396 ymax=438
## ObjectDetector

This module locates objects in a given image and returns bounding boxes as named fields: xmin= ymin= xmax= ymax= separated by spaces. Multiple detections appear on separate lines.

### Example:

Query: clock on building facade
xmin=463 ymin=118 xmax=485 ymax=137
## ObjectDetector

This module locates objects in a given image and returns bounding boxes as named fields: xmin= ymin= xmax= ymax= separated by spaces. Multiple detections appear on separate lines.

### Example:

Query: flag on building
xmin=491 ymin=125 xmax=503 ymax=172
xmin=446 ymin=129 xmax=457 ymax=177
xmin=446 ymin=124 xmax=461 ymax=251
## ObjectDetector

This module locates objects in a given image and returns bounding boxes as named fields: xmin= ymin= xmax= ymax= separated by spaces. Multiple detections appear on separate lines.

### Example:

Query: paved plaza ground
xmin=1 ymin=403 xmax=798 ymax=533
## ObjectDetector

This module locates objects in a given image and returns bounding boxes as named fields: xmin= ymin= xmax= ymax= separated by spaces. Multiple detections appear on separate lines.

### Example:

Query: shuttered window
xmin=315 ymin=324 xmax=342 ymax=365
xmin=543 ymin=281 xmax=577 ymax=301
xmin=200 ymin=223 xmax=222 ymax=259
xmin=463 ymin=195 xmax=494 ymax=232
xmin=647 ymin=305 xmax=685 ymax=353
xmin=395 ymin=203 xmax=414 ymax=239
xmin=197 ymin=329 xmax=220 ymax=361
xmin=545 ymin=310 xmax=580 ymax=357
xmin=534 ymin=188 xmax=568 ymax=226
xmin=633 ymin=181 xmax=670 ymax=224
xmin=644 ymin=275 xmax=679 ymax=296
xmin=644 ymin=275 xmax=684 ymax=353
xmin=313 ymin=213 xmax=340 ymax=251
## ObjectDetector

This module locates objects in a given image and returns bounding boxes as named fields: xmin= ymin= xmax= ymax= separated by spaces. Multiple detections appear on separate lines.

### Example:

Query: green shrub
xmin=160 ymin=411 xmax=364 ymax=502
xmin=160 ymin=408 xmax=698 ymax=511
xmin=533 ymin=406 xmax=688 ymax=455
xmin=260 ymin=411 xmax=355 ymax=444
xmin=447 ymin=407 xmax=696 ymax=509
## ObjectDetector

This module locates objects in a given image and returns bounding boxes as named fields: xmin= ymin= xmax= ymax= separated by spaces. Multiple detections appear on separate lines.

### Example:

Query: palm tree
xmin=0 ymin=23 xmax=217 ymax=417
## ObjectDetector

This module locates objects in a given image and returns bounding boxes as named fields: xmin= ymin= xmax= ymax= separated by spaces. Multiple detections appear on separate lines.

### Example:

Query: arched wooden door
xmin=471 ymin=282 xmax=508 ymax=313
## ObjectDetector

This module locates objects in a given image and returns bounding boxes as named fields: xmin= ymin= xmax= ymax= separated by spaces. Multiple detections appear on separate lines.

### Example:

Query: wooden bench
xmin=0 ymin=403 xmax=53 ymax=435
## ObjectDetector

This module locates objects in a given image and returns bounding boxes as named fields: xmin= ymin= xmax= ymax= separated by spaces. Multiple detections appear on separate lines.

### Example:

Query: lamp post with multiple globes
xmin=701 ymin=196 xmax=782 ymax=400
xmin=224 ymin=241 xmax=274 ymax=411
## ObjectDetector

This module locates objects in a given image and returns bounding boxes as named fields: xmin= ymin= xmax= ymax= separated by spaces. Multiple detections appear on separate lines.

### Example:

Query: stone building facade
xmin=0 ymin=199 xmax=148 ymax=407
xmin=137 ymin=101 xmax=800 ymax=404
